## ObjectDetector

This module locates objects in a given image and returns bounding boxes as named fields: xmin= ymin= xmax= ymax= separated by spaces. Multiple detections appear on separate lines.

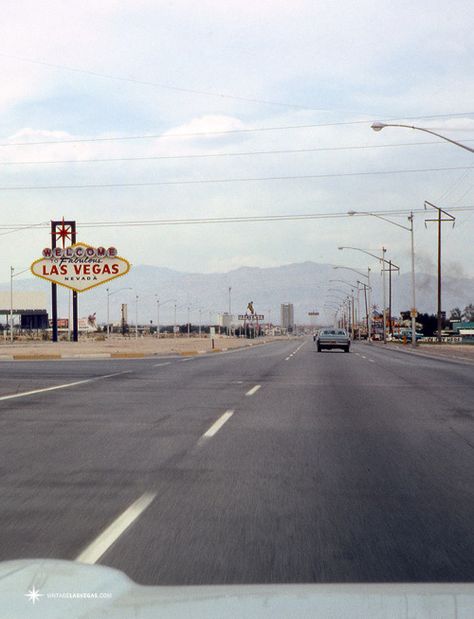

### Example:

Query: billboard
xmin=31 ymin=242 xmax=131 ymax=293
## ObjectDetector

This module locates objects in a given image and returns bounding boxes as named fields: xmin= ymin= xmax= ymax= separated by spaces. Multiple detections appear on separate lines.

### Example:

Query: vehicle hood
xmin=1 ymin=559 xmax=473 ymax=618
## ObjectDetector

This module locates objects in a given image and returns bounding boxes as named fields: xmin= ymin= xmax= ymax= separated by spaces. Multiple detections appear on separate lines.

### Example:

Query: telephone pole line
xmin=424 ymin=201 xmax=455 ymax=343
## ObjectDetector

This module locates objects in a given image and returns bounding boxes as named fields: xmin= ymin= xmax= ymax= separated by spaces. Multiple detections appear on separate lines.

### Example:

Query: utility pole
xmin=359 ymin=281 xmax=369 ymax=338
xmin=106 ymin=287 xmax=110 ymax=338
xmin=425 ymin=201 xmax=455 ymax=343
xmin=356 ymin=284 xmax=361 ymax=340
xmin=381 ymin=247 xmax=387 ymax=344
xmin=156 ymin=297 xmax=160 ymax=338
xmin=409 ymin=212 xmax=417 ymax=348
xmin=381 ymin=251 xmax=399 ymax=343
xmin=351 ymin=291 xmax=355 ymax=339
xmin=10 ymin=266 xmax=14 ymax=343
xmin=135 ymin=295 xmax=139 ymax=340
xmin=367 ymin=268 xmax=372 ymax=341
xmin=388 ymin=259 xmax=392 ymax=336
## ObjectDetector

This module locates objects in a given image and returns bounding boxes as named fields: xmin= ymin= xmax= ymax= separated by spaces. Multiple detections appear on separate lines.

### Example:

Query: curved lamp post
xmin=107 ymin=287 xmax=132 ymax=338
xmin=155 ymin=297 xmax=175 ymax=338
xmin=330 ymin=280 xmax=360 ymax=338
xmin=334 ymin=265 xmax=372 ymax=339
xmin=371 ymin=122 xmax=474 ymax=154
xmin=338 ymin=246 xmax=398 ymax=344
xmin=347 ymin=210 xmax=417 ymax=347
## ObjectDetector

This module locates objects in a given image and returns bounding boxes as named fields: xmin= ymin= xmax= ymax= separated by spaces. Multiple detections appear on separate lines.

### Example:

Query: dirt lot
xmin=0 ymin=334 xmax=292 ymax=358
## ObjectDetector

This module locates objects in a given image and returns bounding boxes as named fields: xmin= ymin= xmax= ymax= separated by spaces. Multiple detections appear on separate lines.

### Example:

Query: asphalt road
xmin=0 ymin=338 xmax=474 ymax=585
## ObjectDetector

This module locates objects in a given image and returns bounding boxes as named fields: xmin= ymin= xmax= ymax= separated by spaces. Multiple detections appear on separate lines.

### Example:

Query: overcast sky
xmin=1 ymin=0 xmax=473 ymax=317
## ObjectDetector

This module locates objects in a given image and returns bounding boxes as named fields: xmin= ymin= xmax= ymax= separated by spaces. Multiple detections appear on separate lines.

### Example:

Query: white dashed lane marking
xmin=0 ymin=371 xmax=132 ymax=403
xmin=76 ymin=492 xmax=156 ymax=564
xmin=246 ymin=384 xmax=261 ymax=396
xmin=200 ymin=410 xmax=234 ymax=440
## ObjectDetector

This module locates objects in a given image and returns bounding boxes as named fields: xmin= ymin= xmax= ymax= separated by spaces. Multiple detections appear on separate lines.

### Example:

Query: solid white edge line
xmin=0 ymin=370 xmax=132 ymax=402
xmin=245 ymin=384 xmax=261 ymax=396
xmin=201 ymin=410 xmax=234 ymax=439
xmin=75 ymin=492 xmax=156 ymax=565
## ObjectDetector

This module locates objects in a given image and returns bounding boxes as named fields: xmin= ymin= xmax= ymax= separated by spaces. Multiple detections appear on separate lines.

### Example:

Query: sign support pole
xmin=51 ymin=219 xmax=79 ymax=342
xmin=71 ymin=224 xmax=78 ymax=342
xmin=34 ymin=223 xmax=130 ymax=343
xmin=51 ymin=221 xmax=58 ymax=343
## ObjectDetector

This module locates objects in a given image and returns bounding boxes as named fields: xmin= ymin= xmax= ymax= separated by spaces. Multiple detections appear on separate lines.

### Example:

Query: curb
xmin=13 ymin=354 xmax=62 ymax=361
xmin=110 ymin=352 xmax=147 ymax=359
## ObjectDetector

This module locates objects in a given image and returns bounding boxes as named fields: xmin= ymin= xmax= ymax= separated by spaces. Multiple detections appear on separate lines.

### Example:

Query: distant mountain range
xmin=1 ymin=261 xmax=473 ymax=325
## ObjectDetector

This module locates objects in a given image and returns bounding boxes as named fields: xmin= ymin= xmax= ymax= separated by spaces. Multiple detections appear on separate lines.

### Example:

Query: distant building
xmin=451 ymin=321 xmax=474 ymax=342
xmin=0 ymin=291 xmax=48 ymax=330
xmin=280 ymin=303 xmax=295 ymax=333
xmin=217 ymin=312 xmax=234 ymax=334
xmin=218 ymin=312 xmax=233 ymax=332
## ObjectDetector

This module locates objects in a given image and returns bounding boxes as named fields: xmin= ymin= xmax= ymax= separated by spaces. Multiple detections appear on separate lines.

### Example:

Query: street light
xmin=154 ymin=297 xmax=175 ymax=338
xmin=324 ymin=292 xmax=347 ymax=322
xmin=334 ymin=265 xmax=372 ymax=339
xmin=107 ymin=287 xmax=132 ymax=338
xmin=347 ymin=210 xmax=417 ymax=347
xmin=333 ymin=266 xmax=368 ymax=279
xmin=323 ymin=304 xmax=342 ymax=327
xmin=135 ymin=295 xmax=139 ymax=340
xmin=329 ymin=279 xmax=358 ymax=287
xmin=9 ymin=266 xmax=14 ymax=343
xmin=339 ymin=246 xmax=398 ymax=344
xmin=371 ymin=122 xmax=474 ymax=154
xmin=330 ymin=280 xmax=360 ymax=338
xmin=9 ymin=266 xmax=31 ymax=343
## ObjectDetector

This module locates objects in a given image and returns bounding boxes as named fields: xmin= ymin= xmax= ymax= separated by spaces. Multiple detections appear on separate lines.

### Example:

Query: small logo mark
xmin=25 ymin=586 xmax=44 ymax=605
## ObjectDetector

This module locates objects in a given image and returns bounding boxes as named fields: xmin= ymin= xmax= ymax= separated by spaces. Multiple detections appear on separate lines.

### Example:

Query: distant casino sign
xmin=31 ymin=242 xmax=131 ymax=293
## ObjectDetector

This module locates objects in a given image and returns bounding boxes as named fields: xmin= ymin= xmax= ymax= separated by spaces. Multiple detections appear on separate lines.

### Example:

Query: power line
xmin=1 ymin=113 xmax=473 ymax=148
xmin=0 ymin=165 xmax=473 ymax=191
xmin=2 ymin=139 xmax=474 ymax=167
xmin=2 ymin=205 xmax=473 ymax=233
xmin=0 ymin=52 xmax=333 ymax=112
xmin=0 ymin=221 xmax=49 ymax=237
xmin=3 ymin=52 xmax=474 ymax=124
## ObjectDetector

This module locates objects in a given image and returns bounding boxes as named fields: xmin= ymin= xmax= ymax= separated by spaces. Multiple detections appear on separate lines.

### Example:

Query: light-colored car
xmin=316 ymin=328 xmax=350 ymax=352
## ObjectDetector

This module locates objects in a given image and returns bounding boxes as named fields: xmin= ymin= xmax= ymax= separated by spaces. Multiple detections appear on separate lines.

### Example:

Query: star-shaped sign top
xmin=51 ymin=218 xmax=73 ymax=249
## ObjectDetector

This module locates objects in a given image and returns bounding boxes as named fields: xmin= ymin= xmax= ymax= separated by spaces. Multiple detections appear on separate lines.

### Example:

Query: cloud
xmin=0 ymin=0 xmax=473 ymax=287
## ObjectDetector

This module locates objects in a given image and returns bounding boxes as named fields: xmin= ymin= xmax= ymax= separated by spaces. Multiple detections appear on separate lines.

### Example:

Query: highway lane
xmin=0 ymin=340 xmax=295 ymax=561
xmin=0 ymin=338 xmax=473 ymax=585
